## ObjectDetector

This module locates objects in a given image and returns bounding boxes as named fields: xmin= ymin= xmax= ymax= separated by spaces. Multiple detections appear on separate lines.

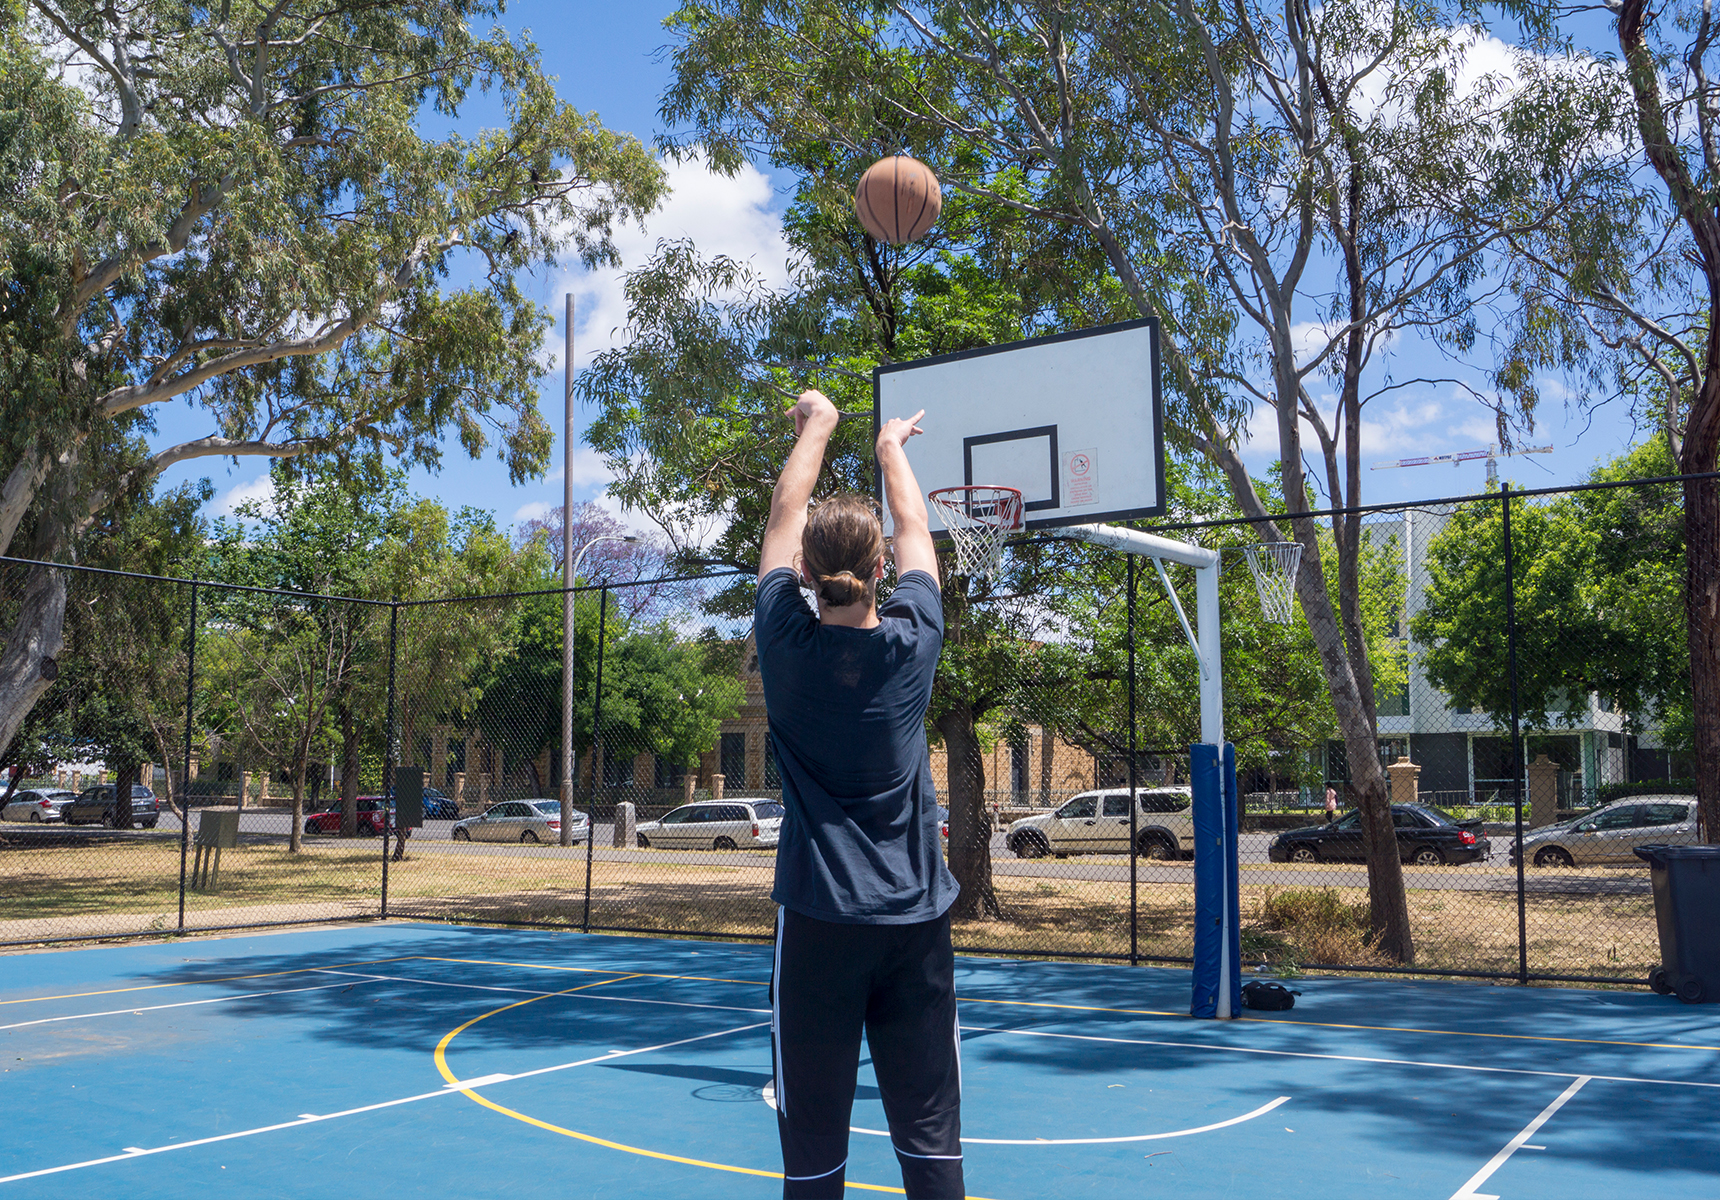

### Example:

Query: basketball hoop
xmin=927 ymin=486 xmax=1024 ymax=580
xmin=1244 ymin=541 xmax=1302 ymax=624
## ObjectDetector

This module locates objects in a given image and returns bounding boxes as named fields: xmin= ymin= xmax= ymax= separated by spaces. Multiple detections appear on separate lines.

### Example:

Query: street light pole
xmin=561 ymin=530 xmax=638 ymax=845
xmin=563 ymin=294 xmax=575 ymax=847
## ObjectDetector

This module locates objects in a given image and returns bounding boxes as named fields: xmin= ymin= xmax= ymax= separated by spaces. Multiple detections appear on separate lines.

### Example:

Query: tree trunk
xmin=1292 ymin=540 xmax=1416 ymax=963
xmin=112 ymin=761 xmax=139 ymax=830
xmin=1684 ymin=474 xmax=1720 ymax=842
xmin=936 ymin=703 xmax=1000 ymax=920
xmin=340 ymin=702 xmax=360 ymax=838
xmin=289 ymin=770 xmax=305 ymax=853
xmin=0 ymin=566 xmax=67 ymax=762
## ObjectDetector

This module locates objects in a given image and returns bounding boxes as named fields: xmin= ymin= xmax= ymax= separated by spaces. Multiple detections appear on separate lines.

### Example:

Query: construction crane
xmin=1370 ymin=444 xmax=1554 ymax=487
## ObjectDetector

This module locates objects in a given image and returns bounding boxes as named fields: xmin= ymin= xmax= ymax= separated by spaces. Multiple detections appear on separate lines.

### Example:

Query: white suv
xmin=635 ymin=800 xmax=784 ymax=850
xmin=1005 ymin=787 xmax=1195 ymax=860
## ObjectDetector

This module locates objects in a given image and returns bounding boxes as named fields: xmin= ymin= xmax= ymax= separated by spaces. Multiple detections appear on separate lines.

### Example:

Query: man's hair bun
xmin=817 ymin=570 xmax=866 ymax=607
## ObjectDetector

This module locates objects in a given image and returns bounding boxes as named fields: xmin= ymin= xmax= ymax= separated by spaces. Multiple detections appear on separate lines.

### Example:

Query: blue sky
xmin=151 ymin=1 xmax=1656 ymax=541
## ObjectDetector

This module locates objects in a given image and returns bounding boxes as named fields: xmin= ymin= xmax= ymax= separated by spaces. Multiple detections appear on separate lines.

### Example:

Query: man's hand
xmin=787 ymin=389 xmax=840 ymax=436
xmin=876 ymin=409 xmax=926 ymax=455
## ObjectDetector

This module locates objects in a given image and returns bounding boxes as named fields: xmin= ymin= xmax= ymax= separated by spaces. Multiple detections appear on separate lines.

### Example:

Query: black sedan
xmin=1268 ymin=803 xmax=1489 ymax=866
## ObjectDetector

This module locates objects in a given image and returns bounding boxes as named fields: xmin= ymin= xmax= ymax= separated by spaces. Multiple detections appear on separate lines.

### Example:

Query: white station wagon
xmin=635 ymin=800 xmax=784 ymax=851
xmin=1006 ymin=787 xmax=1196 ymax=860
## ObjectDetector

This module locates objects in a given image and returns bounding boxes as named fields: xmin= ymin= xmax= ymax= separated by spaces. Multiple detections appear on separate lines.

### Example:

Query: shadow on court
xmin=3 ymin=922 xmax=1715 ymax=1199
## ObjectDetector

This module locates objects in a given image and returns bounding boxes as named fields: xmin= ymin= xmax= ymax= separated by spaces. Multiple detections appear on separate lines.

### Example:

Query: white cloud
xmin=1353 ymin=399 xmax=1496 ymax=460
xmin=211 ymin=474 xmax=276 ymax=518
xmin=564 ymin=445 xmax=617 ymax=488
xmin=511 ymin=500 xmax=554 ymax=525
xmin=546 ymin=150 xmax=794 ymax=374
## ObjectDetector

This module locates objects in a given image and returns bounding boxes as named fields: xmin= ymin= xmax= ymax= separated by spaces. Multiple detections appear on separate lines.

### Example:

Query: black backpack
xmin=1241 ymin=980 xmax=1301 ymax=1011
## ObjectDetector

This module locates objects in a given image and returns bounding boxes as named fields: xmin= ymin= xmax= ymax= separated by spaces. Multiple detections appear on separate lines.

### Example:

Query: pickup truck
xmin=1005 ymin=787 xmax=1195 ymax=860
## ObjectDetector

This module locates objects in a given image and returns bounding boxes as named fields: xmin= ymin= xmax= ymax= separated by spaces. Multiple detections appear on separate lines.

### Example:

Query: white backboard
xmin=873 ymin=319 xmax=1165 ymax=534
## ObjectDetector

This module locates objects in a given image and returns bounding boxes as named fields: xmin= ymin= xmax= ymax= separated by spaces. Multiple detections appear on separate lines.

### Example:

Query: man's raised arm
xmin=877 ymin=410 xmax=938 ymax=585
xmin=758 ymin=390 xmax=841 ymax=582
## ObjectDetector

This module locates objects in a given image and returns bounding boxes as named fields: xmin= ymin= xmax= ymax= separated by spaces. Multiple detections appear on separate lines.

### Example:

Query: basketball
xmin=854 ymin=155 xmax=942 ymax=244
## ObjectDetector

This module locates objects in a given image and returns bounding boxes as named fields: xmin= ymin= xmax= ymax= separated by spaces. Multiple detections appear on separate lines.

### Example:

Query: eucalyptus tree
xmin=656 ymin=0 xmax=1590 ymax=959
xmin=0 ymin=0 xmax=665 ymax=762
xmin=1487 ymin=0 xmax=1720 ymax=840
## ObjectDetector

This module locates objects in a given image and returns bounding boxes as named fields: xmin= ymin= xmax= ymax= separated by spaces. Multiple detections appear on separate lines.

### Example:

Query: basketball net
xmin=927 ymin=486 xmax=1024 ymax=581
xmin=1244 ymin=541 xmax=1303 ymax=624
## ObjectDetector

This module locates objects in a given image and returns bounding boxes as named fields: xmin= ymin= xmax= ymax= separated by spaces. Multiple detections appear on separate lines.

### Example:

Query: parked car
xmin=635 ymin=801 xmax=784 ymax=850
xmin=421 ymin=787 xmax=460 ymax=820
xmin=1508 ymin=796 xmax=1698 ymax=867
xmin=1 ymin=788 xmax=76 ymax=823
xmin=61 ymin=784 xmax=160 ymax=828
xmin=303 ymin=797 xmax=394 ymax=836
xmin=1269 ymin=803 xmax=1489 ymax=866
xmin=1005 ymin=787 xmax=1195 ymax=860
xmin=450 ymin=799 xmax=587 ymax=844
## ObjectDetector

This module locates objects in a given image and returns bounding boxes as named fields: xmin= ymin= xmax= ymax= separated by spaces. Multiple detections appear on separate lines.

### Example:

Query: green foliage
xmin=469 ymin=590 xmax=745 ymax=791
xmin=1 ymin=0 xmax=664 ymax=560
xmin=1412 ymin=438 xmax=1688 ymax=739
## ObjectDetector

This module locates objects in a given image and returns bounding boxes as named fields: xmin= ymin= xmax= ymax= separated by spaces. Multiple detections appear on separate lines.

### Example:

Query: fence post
xmin=1127 ymin=554 xmax=1139 ymax=967
xmin=382 ymin=603 xmax=399 ymax=919
xmin=177 ymin=580 xmax=198 ymax=933
xmin=1503 ymin=485 xmax=1528 ymax=986
xmin=583 ymin=587 xmax=607 ymax=934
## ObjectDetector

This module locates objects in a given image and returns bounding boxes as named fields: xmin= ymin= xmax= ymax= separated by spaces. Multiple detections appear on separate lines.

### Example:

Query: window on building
xmin=602 ymin=751 xmax=632 ymax=788
xmin=764 ymin=739 xmax=780 ymax=788
xmin=654 ymin=756 xmax=687 ymax=788
xmin=1010 ymin=740 xmax=1029 ymax=797
xmin=721 ymin=732 xmax=746 ymax=785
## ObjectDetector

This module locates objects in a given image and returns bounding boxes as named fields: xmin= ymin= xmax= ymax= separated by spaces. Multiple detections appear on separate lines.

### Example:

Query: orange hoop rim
xmin=926 ymin=485 xmax=1025 ymax=531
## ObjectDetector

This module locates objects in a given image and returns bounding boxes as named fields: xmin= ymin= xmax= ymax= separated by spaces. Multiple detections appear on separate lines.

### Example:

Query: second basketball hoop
xmin=927 ymin=485 xmax=1023 ymax=581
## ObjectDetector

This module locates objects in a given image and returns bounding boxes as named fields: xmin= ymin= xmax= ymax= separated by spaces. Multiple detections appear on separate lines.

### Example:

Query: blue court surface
xmin=2 ymin=923 xmax=1715 ymax=1199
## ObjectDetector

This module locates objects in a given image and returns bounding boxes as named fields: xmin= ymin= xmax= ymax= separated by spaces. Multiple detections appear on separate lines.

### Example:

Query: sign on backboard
xmin=873 ymin=319 xmax=1165 ymax=534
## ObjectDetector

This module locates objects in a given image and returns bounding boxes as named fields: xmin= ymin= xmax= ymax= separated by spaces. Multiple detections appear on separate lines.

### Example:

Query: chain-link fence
xmin=1 ymin=474 xmax=1708 ymax=987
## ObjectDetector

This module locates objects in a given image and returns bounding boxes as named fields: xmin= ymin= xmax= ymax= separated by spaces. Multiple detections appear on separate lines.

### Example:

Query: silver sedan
xmin=2 ymin=789 xmax=76 ymax=822
xmin=1511 ymin=796 xmax=1698 ymax=867
xmin=450 ymin=799 xmax=588 ymax=844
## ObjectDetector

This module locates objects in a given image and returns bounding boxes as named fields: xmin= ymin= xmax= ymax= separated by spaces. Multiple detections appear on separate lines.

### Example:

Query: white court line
xmin=0 ymin=979 xmax=378 ymax=1032
xmin=768 ymin=1090 xmax=1292 ymax=1145
xmin=0 ymin=1020 xmax=767 ymax=1186
xmin=1449 ymin=1076 xmax=1591 ymax=1200
xmin=965 ymin=1024 xmax=1720 ymax=1090
xmin=310 ymin=967 xmax=769 ymax=1015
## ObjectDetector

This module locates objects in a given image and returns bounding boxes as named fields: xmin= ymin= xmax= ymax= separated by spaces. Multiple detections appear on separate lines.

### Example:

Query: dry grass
xmin=0 ymin=837 xmax=1661 ymax=980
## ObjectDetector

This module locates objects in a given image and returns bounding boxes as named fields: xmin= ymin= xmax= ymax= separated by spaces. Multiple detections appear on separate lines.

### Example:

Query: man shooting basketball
xmin=754 ymin=389 xmax=963 ymax=1199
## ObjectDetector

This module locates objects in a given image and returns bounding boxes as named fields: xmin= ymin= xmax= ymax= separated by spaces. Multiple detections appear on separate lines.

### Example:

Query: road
xmin=6 ymin=811 xmax=1649 ymax=896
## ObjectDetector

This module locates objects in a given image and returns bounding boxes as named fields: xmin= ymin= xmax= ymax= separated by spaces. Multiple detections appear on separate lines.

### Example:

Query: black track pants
xmin=770 ymin=906 xmax=964 ymax=1200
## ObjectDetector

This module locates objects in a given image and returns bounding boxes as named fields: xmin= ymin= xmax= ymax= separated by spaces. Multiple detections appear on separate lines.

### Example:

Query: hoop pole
xmin=1150 ymin=556 xmax=1208 ymax=681
xmin=1196 ymin=555 xmax=1223 ymax=746
xmin=1063 ymin=523 xmax=1218 ymax=569
xmin=1064 ymin=522 xmax=1222 ymax=742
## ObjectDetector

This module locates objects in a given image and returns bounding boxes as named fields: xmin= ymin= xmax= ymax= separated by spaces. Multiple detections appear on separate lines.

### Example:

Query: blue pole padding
xmin=1222 ymin=741 xmax=1241 ymax=1018
xmin=1190 ymin=743 xmax=1241 ymax=1019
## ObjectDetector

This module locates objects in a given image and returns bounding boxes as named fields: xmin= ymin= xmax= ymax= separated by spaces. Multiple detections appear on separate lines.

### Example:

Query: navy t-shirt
xmin=754 ymin=567 xmax=957 ymax=924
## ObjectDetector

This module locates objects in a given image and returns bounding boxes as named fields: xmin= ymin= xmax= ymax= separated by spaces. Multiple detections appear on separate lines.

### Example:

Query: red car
xmin=303 ymin=796 xmax=393 ymax=836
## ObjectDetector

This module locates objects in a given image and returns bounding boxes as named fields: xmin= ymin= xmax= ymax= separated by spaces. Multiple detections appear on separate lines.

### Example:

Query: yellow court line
xmin=0 ymin=956 xmax=426 ymax=1007
xmin=423 ymin=959 xmax=1720 ymax=1053
xmin=419 ymin=955 xmax=769 ymax=989
xmin=952 ymin=995 xmax=1720 ymax=1053
xmin=432 ymin=977 xmax=997 ymax=1199
xmin=18 ymin=948 xmax=1709 ymax=1056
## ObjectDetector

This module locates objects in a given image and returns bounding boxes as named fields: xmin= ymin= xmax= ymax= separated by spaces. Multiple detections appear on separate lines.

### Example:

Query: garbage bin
xmin=1634 ymin=843 xmax=1720 ymax=1004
